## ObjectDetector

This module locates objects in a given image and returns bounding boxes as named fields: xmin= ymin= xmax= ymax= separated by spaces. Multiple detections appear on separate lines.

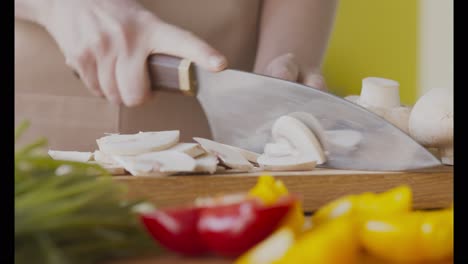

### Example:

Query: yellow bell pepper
xmin=248 ymin=175 xmax=288 ymax=204
xmin=274 ymin=218 xmax=359 ymax=264
xmin=359 ymin=207 xmax=453 ymax=262
xmin=248 ymin=175 xmax=305 ymax=235
xmin=312 ymin=185 xmax=412 ymax=226
xmin=234 ymin=227 xmax=296 ymax=264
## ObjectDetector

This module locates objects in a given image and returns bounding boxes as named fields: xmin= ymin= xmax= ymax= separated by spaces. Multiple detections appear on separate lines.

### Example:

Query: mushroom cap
xmin=409 ymin=88 xmax=453 ymax=147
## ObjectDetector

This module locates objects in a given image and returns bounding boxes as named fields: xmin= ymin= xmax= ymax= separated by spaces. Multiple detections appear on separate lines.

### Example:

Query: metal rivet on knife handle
xmin=178 ymin=59 xmax=197 ymax=96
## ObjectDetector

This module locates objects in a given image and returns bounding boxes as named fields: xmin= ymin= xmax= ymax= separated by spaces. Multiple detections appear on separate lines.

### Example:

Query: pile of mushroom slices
xmin=346 ymin=77 xmax=453 ymax=165
xmin=48 ymin=113 xmax=332 ymax=176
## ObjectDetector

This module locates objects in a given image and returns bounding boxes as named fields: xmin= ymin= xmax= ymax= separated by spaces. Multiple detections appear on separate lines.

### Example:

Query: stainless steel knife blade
xmin=193 ymin=67 xmax=441 ymax=171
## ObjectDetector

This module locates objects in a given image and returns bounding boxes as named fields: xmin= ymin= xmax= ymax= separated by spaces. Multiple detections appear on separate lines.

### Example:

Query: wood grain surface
xmin=115 ymin=166 xmax=453 ymax=213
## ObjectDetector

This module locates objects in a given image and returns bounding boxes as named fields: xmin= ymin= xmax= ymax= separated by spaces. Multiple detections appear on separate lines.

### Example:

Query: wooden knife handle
xmin=147 ymin=54 xmax=197 ymax=96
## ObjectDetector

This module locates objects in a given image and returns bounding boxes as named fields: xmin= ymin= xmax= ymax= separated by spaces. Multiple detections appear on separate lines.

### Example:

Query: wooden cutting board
xmin=115 ymin=165 xmax=453 ymax=212
xmin=107 ymin=254 xmax=453 ymax=264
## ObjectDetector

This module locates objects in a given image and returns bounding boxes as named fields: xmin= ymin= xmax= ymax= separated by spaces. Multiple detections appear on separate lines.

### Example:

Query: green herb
xmin=15 ymin=121 xmax=161 ymax=264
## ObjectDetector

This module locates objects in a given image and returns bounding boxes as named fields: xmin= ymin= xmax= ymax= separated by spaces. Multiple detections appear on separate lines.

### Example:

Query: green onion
xmin=15 ymin=121 xmax=161 ymax=264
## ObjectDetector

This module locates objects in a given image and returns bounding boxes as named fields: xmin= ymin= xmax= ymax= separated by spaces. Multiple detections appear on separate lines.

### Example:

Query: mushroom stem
xmin=439 ymin=145 xmax=453 ymax=165
xmin=360 ymin=77 xmax=400 ymax=108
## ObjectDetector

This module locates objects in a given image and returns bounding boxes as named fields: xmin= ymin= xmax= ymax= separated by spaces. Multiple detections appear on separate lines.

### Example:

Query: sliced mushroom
xmin=100 ymin=164 xmax=126 ymax=175
xmin=113 ymin=150 xmax=196 ymax=176
xmin=48 ymin=150 xmax=93 ymax=162
xmin=271 ymin=116 xmax=326 ymax=164
xmin=258 ymin=116 xmax=325 ymax=171
xmin=227 ymin=145 xmax=260 ymax=164
xmin=324 ymin=130 xmax=363 ymax=154
xmin=96 ymin=131 xmax=179 ymax=155
xmin=193 ymin=137 xmax=254 ymax=171
xmin=409 ymin=87 xmax=453 ymax=165
xmin=264 ymin=142 xmax=294 ymax=157
xmin=288 ymin=111 xmax=327 ymax=149
xmin=194 ymin=154 xmax=218 ymax=174
xmin=168 ymin=143 xmax=205 ymax=158
xmin=257 ymin=155 xmax=317 ymax=171
xmin=93 ymin=150 xmax=118 ymax=165
xmin=287 ymin=112 xmax=363 ymax=156
xmin=88 ymin=161 xmax=126 ymax=175
xmin=216 ymin=166 xmax=227 ymax=172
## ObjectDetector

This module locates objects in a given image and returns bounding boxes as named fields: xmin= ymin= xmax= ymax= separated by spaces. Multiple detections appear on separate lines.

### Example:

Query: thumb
xmin=149 ymin=22 xmax=227 ymax=71
xmin=265 ymin=53 xmax=299 ymax=82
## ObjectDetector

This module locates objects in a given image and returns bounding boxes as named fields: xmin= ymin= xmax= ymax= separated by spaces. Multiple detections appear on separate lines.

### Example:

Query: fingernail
xmin=209 ymin=56 xmax=227 ymax=70
xmin=124 ymin=97 xmax=144 ymax=107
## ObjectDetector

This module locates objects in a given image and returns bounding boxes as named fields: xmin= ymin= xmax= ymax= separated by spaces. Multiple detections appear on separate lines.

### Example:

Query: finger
xmin=115 ymin=53 xmax=151 ymax=107
xmin=78 ymin=59 xmax=104 ymax=97
xmin=303 ymin=72 xmax=328 ymax=91
xmin=65 ymin=51 xmax=104 ymax=97
xmin=97 ymin=55 xmax=122 ymax=104
xmin=265 ymin=53 xmax=299 ymax=81
xmin=149 ymin=22 xmax=228 ymax=72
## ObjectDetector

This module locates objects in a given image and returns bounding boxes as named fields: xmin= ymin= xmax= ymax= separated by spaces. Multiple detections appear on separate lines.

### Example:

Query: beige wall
xmin=418 ymin=0 xmax=453 ymax=96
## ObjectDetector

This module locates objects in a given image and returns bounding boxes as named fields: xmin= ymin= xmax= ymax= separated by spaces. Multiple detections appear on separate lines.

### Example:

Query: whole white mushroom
xmin=409 ymin=87 xmax=453 ymax=165
xmin=344 ymin=77 xmax=412 ymax=133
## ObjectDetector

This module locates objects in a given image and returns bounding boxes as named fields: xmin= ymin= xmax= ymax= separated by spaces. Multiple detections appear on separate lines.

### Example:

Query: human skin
xmin=254 ymin=0 xmax=338 ymax=91
xmin=15 ymin=0 xmax=337 ymax=106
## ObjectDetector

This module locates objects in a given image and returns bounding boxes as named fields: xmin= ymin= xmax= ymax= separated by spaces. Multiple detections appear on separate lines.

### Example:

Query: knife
xmin=147 ymin=54 xmax=441 ymax=171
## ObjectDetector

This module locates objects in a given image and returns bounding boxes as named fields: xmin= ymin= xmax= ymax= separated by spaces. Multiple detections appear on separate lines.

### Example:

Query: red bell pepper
xmin=140 ymin=206 xmax=206 ymax=256
xmin=198 ymin=195 xmax=297 ymax=257
xmin=140 ymin=194 xmax=297 ymax=257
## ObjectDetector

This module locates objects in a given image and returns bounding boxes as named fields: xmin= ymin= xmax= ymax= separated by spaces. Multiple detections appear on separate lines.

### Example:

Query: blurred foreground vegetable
xmin=15 ymin=121 xmax=159 ymax=264
xmin=360 ymin=207 xmax=453 ymax=262
xmin=248 ymin=175 xmax=305 ymax=235
xmin=140 ymin=175 xmax=301 ymax=257
xmin=140 ymin=191 xmax=297 ymax=257
xmin=312 ymin=185 xmax=412 ymax=226
xmin=236 ymin=178 xmax=453 ymax=264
